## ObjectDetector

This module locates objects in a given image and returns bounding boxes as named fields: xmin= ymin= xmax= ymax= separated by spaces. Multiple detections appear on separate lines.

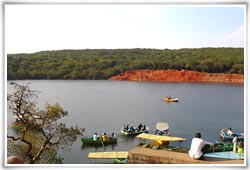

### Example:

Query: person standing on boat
xmin=232 ymin=136 xmax=238 ymax=152
xmin=189 ymin=132 xmax=214 ymax=160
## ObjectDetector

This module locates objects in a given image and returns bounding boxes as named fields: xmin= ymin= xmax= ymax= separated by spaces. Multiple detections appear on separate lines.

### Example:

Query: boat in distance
xmin=163 ymin=96 xmax=178 ymax=102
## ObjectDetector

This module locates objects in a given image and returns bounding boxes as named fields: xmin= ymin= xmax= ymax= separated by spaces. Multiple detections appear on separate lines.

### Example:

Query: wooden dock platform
xmin=127 ymin=147 xmax=244 ymax=164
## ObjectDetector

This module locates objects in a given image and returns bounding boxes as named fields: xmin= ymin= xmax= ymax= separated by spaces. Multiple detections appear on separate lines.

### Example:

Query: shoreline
xmin=109 ymin=69 xmax=244 ymax=84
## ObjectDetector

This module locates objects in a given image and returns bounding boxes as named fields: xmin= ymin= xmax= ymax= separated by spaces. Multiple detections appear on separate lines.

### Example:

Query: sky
xmin=4 ymin=4 xmax=245 ymax=54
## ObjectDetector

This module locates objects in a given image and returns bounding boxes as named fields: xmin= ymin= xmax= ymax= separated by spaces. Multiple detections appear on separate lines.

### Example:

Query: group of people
xmin=122 ymin=124 xmax=147 ymax=132
xmin=154 ymin=129 xmax=170 ymax=136
xmin=189 ymin=130 xmax=244 ymax=160
xmin=93 ymin=132 xmax=116 ymax=142
xmin=221 ymin=127 xmax=238 ymax=137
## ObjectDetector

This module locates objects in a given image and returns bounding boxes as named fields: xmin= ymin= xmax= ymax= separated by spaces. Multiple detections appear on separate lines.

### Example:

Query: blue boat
xmin=220 ymin=129 xmax=244 ymax=142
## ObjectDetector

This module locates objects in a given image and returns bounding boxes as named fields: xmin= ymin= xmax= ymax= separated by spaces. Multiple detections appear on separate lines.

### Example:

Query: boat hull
xmin=163 ymin=97 xmax=178 ymax=102
xmin=221 ymin=136 xmax=244 ymax=142
xmin=220 ymin=133 xmax=244 ymax=142
xmin=120 ymin=127 xmax=149 ymax=136
xmin=207 ymin=143 xmax=234 ymax=153
xmin=81 ymin=137 xmax=117 ymax=146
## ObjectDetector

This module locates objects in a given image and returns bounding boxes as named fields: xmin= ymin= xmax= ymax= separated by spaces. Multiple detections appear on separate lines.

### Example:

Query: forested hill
xmin=7 ymin=48 xmax=244 ymax=80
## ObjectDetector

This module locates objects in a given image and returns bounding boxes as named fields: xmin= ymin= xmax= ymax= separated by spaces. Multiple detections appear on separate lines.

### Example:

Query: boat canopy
xmin=156 ymin=122 xmax=169 ymax=131
xmin=137 ymin=133 xmax=187 ymax=141
xmin=88 ymin=151 xmax=128 ymax=159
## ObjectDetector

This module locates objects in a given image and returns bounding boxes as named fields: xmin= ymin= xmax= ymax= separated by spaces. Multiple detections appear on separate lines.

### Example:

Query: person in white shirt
xmin=189 ymin=132 xmax=214 ymax=160
xmin=93 ymin=133 xmax=98 ymax=141
xmin=111 ymin=132 xmax=116 ymax=139
xmin=232 ymin=136 xmax=238 ymax=152
xmin=227 ymin=128 xmax=233 ymax=136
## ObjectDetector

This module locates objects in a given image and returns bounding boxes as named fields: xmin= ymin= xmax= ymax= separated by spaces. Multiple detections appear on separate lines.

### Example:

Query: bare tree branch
xmin=7 ymin=83 xmax=84 ymax=164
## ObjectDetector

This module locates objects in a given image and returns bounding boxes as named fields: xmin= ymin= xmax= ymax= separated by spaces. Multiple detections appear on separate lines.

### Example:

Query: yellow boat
xmin=88 ymin=151 xmax=128 ymax=159
xmin=137 ymin=133 xmax=187 ymax=142
xmin=163 ymin=96 xmax=178 ymax=102
xmin=88 ymin=151 xmax=128 ymax=164
xmin=137 ymin=133 xmax=187 ymax=148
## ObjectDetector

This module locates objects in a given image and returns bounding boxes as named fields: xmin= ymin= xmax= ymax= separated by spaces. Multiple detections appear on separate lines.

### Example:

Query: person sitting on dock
xmin=102 ymin=132 xmax=108 ymax=142
xmin=189 ymin=132 xmax=214 ymax=160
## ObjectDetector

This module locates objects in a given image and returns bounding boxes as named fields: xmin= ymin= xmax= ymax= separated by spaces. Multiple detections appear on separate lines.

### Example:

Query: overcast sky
xmin=5 ymin=4 xmax=245 ymax=54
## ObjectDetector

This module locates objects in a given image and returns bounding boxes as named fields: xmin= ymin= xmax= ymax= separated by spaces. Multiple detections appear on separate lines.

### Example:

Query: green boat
xmin=207 ymin=142 xmax=234 ymax=153
xmin=81 ymin=137 xmax=117 ymax=146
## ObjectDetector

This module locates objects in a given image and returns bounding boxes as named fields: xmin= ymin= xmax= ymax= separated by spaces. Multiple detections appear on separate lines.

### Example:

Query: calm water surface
xmin=7 ymin=80 xmax=244 ymax=164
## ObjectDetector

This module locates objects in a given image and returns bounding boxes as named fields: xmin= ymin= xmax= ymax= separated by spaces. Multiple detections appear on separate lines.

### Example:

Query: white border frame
xmin=1 ymin=1 xmax=248 ymax=170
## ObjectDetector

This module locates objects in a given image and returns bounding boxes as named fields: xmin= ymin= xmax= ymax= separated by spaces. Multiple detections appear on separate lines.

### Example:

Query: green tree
xmin=7 ymin=83 xmax=84 ymax=164
xmin=7 ymin=48 xmax=244 ymax=80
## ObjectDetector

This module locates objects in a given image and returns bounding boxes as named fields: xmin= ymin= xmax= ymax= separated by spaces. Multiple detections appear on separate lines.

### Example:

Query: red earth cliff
xmin=109 ymin=69 xmax=244 ymax=84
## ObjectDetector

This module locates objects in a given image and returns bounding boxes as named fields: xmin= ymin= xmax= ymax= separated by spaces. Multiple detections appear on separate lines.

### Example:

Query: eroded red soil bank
xmin=109 ymin=69 xmax=244 ymax=84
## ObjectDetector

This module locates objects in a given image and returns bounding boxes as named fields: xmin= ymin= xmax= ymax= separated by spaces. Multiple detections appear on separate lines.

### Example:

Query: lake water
xmin=7 ymin=80 xmax=244 ymax=164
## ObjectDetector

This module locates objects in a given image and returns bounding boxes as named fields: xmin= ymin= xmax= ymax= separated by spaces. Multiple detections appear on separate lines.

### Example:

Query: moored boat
xmin=81 ymin=137 xmax=117 ymax=146
xmin=207 ymin=142 xmax=234 ymax=153
xmin=121 ymin=124 xmax=149 ymax=136
xmin=163 ymin=96 xmax=178 ymax=102
xmin=154 ymin=122 xmax=170 ymax=135
xmin=220 ymin=129 xmax=244 ymax=142
xmin=137 ymin=133 xmax=187 ymax=149
xmin=120 ymin=128 xmax=149 ymax=136
xmin=88 ymin=151 xmax=128 ymax=164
